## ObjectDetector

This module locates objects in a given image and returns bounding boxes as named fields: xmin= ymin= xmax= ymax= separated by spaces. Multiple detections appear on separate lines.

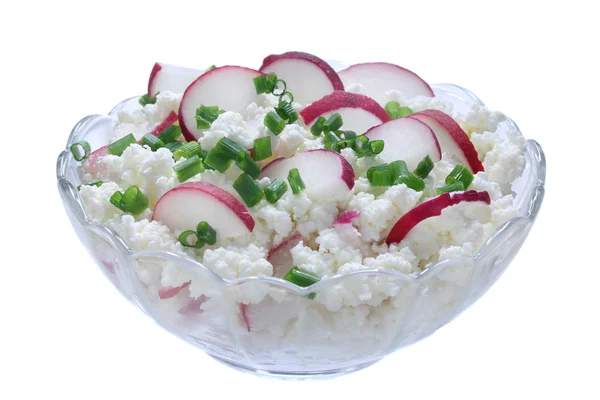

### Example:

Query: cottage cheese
xmin=78 ymin=81 xmax=527 ymax=350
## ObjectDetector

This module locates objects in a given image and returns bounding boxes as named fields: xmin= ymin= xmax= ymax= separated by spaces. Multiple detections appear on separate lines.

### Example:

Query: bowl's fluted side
xmin=56 ymin=84 xmax=545 ymax=375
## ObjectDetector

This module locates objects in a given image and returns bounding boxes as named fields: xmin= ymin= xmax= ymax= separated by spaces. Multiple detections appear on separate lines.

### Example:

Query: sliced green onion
xmin=233 ymin=173 xmax=264 ymax=207
xmin=141 ymin=134 xmax=165 ymax=152
xmin=236 ymin=151 xmax=261 ymax=179
xmin=204 ymin=148 xmax=233 ymax=172
xmin=207 ymin=65 xmax=217 ymax=71
xmin=310 ymin=116 xmax=327 ymax=136
xmin=367 ymin=165 xmax=394 ymax=186
xmin=264 ymin=178 xmax=288 ymax=204
xmin=179 ymin=230 xmax=204 ymax=248
xmin=264 ymin=111 xmax=287 ymax=135
xmin=173 ymin=141 xmax=202 ymax=161
xmin=385 ymin=101 xmax=413 ymax=119
xmin=307 ymin=292 xmax=317 ymax=300
xmin=252 ymin=137 xmax=272 ymax=161
xmin=284 ymin=266 xmax=320 ymax=288
xmin=445 ymin=165 xmax=474 ymax=189
xmin=110 ymin=186 xmax=149 ymax=215
xmin=165 ymin=141 xmax=183 ymax=153
xmin=139 ymin=93 xmax=158 ymax=106
xmin=77 ymin=181 xmax=103 ymax=191
xmin=437 ymin=182 xmax=465 ymax=194
xmin=288 ymin=168 xmax=306 ymax=194
xmin=323 ymin=131 xmax=342 ymax=145
xmin=253 ymin=74 xmax=275 ymax=94
xmin=279 ymin=91 xmax=294 ymax=104
xmin=396 ymin=173 xmax=426 ymax=191
xmin=70 ymin=141 xmax=91 ymax=161
xmin=342 ymin=131 xmax=357 ymax=139
xmin=352 ymin=136 xmax=371 ymax=157
xmin=196 ymin=221 xmax=217 ymax=245
xmin=196 ymin=105 xmax=224 ymax=130
xmin=108 ymin=133 xmax=136 ymax=156
xmin=388 ymin=160 xmax=409 ymax=180
xmin=157 ymin=125 xmax=182 ymax=143
xmin=369 ymin=140 xmax=384 ymax=154
xmin=332 ymin=139 xmax=355 ymax=153
xmin=323 ymin=112 xmax=343 ymax=133
xmin=215 ymin=137 xmax=248 ymax=160
xmin=272 ymin=79 xmax=287 ymax=96
xmin=414 ymin=155 xmax=435 ymax=179
xmin=174 ymin=155 xmax=204 ymax=182
xmin=276 ymin=101 xmax=298 ymax=123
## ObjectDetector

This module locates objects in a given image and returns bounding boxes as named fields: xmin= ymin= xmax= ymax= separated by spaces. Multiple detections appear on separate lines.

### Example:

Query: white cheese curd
xmin=78 ymin=77 xmax=528 ymax=349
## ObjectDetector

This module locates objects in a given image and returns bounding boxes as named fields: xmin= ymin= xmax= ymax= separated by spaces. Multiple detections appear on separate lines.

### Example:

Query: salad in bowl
xmin=57 ymin=51 xmax=545 ymax=378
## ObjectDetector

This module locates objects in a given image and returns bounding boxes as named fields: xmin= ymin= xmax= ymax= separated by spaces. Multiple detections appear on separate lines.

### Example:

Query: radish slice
xmin=149 ymin=111 xmax=178 ymax=136
xmin=240 ymin=297 xmax=300 ymax=332
xmin=300 ymin=91 xmax=390 ymax=135
xmin=267 ymin=233 xmax=302 ymax=278
xmin=386 ymin=190 xmax=490 ymax=245
xmin=148 ymin=62 xmax=204 ymax=97
xmin=153 ymin=182 xmax=255 ymax=237
xmin=333 ymin=210 xmax=360 ymax=227
xmin=83 ymin=145 xmax=108 ymax=176
xmin=259 ymin=149 xmax=355 ymax=200
xmin=364 ymin=117 xmax=441 ymax=170
xmin=178 ymin=66 xmax=261 ymax=142
xmin=101 ymin=260 xmax=116 ymax=275
xmin=178 ymin=295 xmax=208 ymax=317
xmin=158 ymin=281 xmax=191 ymax=300
xmin=410 ymin=110 xmax=484 ymax=173
xmin=338 ymin=62 xmax=434 ymax=106
xmin=259 ymin=51 xmax=344 ymax=106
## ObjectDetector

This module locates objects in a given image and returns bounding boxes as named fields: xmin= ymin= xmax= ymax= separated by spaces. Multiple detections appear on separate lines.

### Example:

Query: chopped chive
xmin=332 ymin=139 xmax=355 ymax=153
xmin=396 ymin=173 xmax=426 ymax=191
xmin=276 ymin=101 xmax=298 ymax=123
xmin=323 ymin=131 xmax=342 ymax=144
xmin=397 ymin=107 xmax=413 ymax=118
xmin=204 ymin=148 xmax=233 ymax=172
xmin=385 ymin=101 xmax=413 ymax=119
xmin=279 ymin=91 xmax=294 ymax=104
xmin=369 ymin=140 xmax=385 ymax=154
xmin=157 ymin=125 xmax=182 ymax=143
xmin=264 ymin=178 xmax=288 ymax=203
xmin=139 ymin=93 xmax=158 ymax=106
xmin=141 ymin=134 xmax=165 ymax=152
xmin=206 ymin=65 xmax=217 ymax=71
xmin=108 ymin=133 xmax=136 ymax=156
xmin=264 ymin=111 xmax=287 ymax=135
xmin=284 ymin=267 xmax=320 ymax=288
xmin=414 ymin=155 xmax=435 ymax=179
xmin=367 ymin=164 xmax=394 ymax=186
xmin=310 ymin=116 xmax=327 ymax=136
xmin=445 ymin=165 xmax=474 ymax=189
xmin=233 ymin=173 xmax=264 ymax=207
xmin=110 ymin=186 xmax=149 ymax=215
xmin=179 ymin=230 xmax=205 ymax=248
xmin=196 ymin=221 xmax=217 ymax=245
xmin=342 ymin=131 xmax=357 ymax=139
xmin=214 ymin=137 xmax=248 ymax=160
xmin=437 ymin=182 xmax=465 ymax=194
xmin=272 ymin=79 xmax=287 ymax=96
xmin=236 ymin=151 xmax=261 ymax=179
xmin=174 ymin=155 xmax=204 ymax=182
xmin=288 ymin=168 xmax=306 ymax=194
xmin=323 ymin=113 xmax=343 ymax=133
xmin=165 ymin=141 xmax=183 ymax=153
xmin=70 ymin=141 xmax=91 ymax=161
xmin=77 ymin=181 xmax=103 ymax=191
xmin=252 ymin=137 xmax=272 ymax=161
xmin=253 ymin=74 xmax=275 ymax=94
xmin=352 ymin=136 xmax=372 ymax=158
xmin=388 ymin=160 xmax=409 ymax=180
xmin=173 ymin=141 xmax=202 ymax=160
xmin=196 ymin=105 xmax=224 ymax=130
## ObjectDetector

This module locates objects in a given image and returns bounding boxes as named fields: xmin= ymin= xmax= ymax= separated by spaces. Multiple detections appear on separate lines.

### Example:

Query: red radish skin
xmin=83 ymin=145 xmax=108 ymax=176
xmin=147 ymin=62 xmax=205 ymax=98
xmin=153 ymin=182 xmax=255 ymax=233
xmin=333 ymin=210 xmax=361 ymax=226
xmin=178 ymin=295 xmax=208 ymax=317
xmin=240 ymin=304 xmax=251 ymax=332
xmin=338 ymin=62 xmax=434 ymax=106
xmin=149 ymin=111 xmax=178 ymax=136
xmin=158 ymin=281 xmax=191 ymax=300
xmin=386 ymin=190 xmax=491 ymax=245
xmin=260 ymin=52 xmax=344 ymax=91
xmin=101 ymin=260 xmax=116 ymax=275
xmin=178 ymin=66 xmax=262 ymax=142
xmin=300 ymin=91 xmax=390 ymax=127
xmin=147 ymin=63 xmax=162 ymax=96
xmin=267 ymin=233 xmax=302 ymax=278
xmin=410 ymin=110 xmax=484 ymax=173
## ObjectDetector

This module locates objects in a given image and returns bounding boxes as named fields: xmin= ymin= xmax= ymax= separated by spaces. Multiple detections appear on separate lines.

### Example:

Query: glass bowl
xmin=56 ymin=84 xmax=545 ymax=379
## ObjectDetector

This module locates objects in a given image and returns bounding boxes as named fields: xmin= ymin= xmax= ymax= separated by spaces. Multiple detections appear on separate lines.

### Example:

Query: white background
xmin=1 ymin=1 xmax=599 ymax=399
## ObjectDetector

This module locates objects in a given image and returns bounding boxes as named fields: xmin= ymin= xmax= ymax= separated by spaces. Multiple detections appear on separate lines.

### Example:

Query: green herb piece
xmin=233 ymin=173 xmax=264 ymax=207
